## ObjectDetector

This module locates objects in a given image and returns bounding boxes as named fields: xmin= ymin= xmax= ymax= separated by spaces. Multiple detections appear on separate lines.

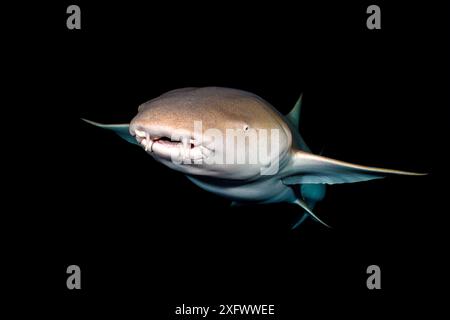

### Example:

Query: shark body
xmin=83 ymin=87 xmax=424 ymax=228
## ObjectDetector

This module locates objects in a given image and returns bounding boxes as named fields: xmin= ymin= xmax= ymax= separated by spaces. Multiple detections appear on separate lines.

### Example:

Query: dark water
xmin=8 ymin=1 xmax=449 ymax=318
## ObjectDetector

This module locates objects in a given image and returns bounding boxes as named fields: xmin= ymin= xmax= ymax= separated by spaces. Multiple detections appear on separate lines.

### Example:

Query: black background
xmin=9 ymin=1 xmax=449 ymax=318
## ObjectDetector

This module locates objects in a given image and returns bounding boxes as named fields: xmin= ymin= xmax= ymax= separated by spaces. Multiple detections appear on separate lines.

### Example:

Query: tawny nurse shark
xmin=83 ymin=87 xmax=425 ymax=228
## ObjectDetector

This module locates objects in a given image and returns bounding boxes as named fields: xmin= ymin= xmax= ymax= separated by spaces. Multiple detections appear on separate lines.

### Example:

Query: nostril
xmin=135 ymin=129 xmax=147 ymax=138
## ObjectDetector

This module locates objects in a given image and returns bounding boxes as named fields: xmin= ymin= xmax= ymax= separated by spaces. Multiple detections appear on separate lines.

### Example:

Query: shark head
xmin=88 ymin=87 xmax=293 ymax=179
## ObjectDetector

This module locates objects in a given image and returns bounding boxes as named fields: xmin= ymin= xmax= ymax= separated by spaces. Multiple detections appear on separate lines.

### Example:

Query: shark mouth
xmin=133 ymin=129 xmax=212 ymax=161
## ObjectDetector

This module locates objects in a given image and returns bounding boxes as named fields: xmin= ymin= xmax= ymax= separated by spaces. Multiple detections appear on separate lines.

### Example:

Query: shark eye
xmin=243 ymin=125 xmax=249 ymax=132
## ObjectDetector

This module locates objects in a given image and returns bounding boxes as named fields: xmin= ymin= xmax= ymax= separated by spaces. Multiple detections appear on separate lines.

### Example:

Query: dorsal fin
xmin=286 ymin=93 xmax=303 ymax=130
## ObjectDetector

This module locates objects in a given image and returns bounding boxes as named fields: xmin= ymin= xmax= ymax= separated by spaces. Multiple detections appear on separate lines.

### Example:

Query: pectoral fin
xmin=81 ymin=119 xmax=138 ymax=145
xmin=283 ymin=150 xmax=426 ymax=185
